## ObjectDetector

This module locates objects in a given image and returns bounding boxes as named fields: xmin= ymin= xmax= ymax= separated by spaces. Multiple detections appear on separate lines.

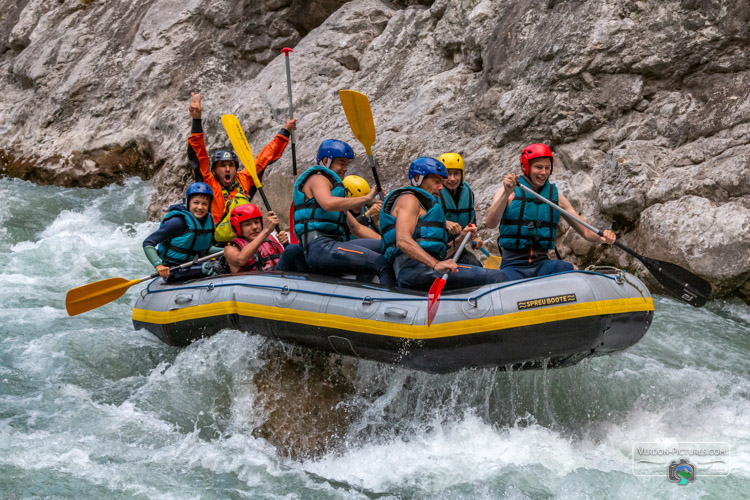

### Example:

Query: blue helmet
xmin=316 ymin=139 xmax=355 ymax=164
xmin=210 ymin=150 xmax=239 ymax=171
xmin=186 ymin=182 xmax=214 ymax=201
xmin=408 ymin=157 xmax=448 ymax=185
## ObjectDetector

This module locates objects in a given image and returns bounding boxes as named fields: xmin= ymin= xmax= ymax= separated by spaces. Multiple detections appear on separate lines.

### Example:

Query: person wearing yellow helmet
xmin=343 ymin=175 xmax=381 ymax=237
xmin=437 ymin=152 xmax=482 ymax=267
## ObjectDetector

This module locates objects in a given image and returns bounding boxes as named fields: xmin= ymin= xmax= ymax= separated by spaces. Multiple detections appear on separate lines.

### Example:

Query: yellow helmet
xmin=342 ymin=175 xmax=370 ymax=197
xmin=438 ymin=152 xmax=464 ymax=179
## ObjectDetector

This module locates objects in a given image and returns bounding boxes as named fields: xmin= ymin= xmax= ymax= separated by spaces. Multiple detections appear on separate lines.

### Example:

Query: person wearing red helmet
xmin=223 ymin=204 xmax=287 ymax=273
xmin=485 ymin=143 xmax=616 ymax=280
xmin=187 ymin=92 xmax=297 ymax=224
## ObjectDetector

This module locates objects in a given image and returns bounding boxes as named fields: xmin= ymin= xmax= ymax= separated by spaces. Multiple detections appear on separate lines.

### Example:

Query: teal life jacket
xmin=380 ymin=187 xmax=449 ymax=263
xmin=439 ymin=182 xmax=475 ymax=228
xmin=293 ymin=166 xmax=349 ymax=247
xmin=157 ymin=209 xmax=216 ymax=267
xmin=497 ymin=177 xmax=560 ymax=250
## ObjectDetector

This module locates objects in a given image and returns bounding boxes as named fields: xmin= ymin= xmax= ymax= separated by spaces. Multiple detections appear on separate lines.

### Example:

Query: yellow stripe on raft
xmin=132 ymin=297 xmax=653 ymax=340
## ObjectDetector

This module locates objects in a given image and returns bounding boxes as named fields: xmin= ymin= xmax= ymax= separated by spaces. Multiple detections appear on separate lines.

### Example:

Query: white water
xmin=1 ymin=177 xmax=748 ymax=498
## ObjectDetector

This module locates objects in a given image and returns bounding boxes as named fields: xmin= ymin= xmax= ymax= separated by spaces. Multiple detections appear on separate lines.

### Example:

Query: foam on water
xmin=0 ymin=177 xmax=748 ymax=498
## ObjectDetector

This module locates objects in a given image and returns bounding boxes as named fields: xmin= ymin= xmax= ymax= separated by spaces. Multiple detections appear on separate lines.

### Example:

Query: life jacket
xmin=214 ymin=192 xmax=251 ymax=242
xmin=497 ymin=177 xmax=560 ymax=250
xmin=293 ymin=166 xmax=349 ymax=247
xmin=380 ymin=187 xmax=448 ymax=263
xmin=157 ymin=209 xmax=215 ymax=267
xmin=439 ymin=182 xmax=475 ymax=228
xmin=231 ymin=234 xmax=284 ymax=272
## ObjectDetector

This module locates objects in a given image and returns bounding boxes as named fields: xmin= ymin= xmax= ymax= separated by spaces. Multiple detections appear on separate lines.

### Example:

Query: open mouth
xmin=224 ymin=174 xmax=232 ymax=183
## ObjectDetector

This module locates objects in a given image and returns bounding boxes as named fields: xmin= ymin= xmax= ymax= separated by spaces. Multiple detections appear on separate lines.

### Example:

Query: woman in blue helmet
xmin=379 ymin=157 xmax=509 ymax=291
xmin=277 ymin=139 xmax=393 ymax=285
xmin=142 ymin=182 xmax=224 ymax=282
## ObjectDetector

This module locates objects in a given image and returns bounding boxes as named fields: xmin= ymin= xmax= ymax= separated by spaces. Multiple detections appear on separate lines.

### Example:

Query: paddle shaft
xmin=366 ymin=155 xmax=384 ymax=199
xmin=281 ymin=48 xmax=297 ymax=176
xmin=146 ymin=250 xmax=225 ymax=282
xmin=441 ymin=231 xmax=474 ymax=280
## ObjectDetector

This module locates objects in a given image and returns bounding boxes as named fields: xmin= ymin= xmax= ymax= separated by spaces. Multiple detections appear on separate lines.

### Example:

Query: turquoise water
xmin=0 ymin=177 xmax=748 ymax=499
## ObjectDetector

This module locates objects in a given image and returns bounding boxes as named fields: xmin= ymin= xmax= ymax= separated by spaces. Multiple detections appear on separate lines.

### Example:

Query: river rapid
xmin=0 ymin=177 xmax=748 ymax=499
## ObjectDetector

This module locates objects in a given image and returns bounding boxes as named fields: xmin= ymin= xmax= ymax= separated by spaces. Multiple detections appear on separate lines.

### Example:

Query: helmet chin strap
xmin=411 ymin=175 xmax=424 ymax=187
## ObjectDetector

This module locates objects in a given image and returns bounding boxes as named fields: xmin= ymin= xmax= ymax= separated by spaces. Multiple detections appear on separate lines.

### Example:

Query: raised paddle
xmin=517 ymin=183 xmax=712 ymax=307
xmin=427 ymin=232 xmax=474 ymax=326
xmin=65 ymin=251 xmax=224 ymax=316
xmin=221 ymin=114 xmax=279 ymax=232
xmin=338 ymin=90 xmax=384 ymax=198
xmin=280 ymin=48 xmax=300 ymax=244
xmin=280 ymin=48 xmax=298 ymax=177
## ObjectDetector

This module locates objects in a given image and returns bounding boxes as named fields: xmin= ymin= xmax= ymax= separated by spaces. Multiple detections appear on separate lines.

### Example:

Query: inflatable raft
xmin=132 ymin=268 xmax=653 ymax=373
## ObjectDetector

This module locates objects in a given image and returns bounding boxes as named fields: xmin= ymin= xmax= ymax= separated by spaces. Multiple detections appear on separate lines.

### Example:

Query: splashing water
xmin=0 ymin=177 xmax=747 ymax=498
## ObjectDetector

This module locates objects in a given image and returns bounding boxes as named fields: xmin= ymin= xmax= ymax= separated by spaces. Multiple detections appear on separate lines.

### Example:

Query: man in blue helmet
xmin=380 ymin=157 xmax=509 ymax=291
xmin=142 ymin=182 xmax=225 ymax=282
xmin=278 ymin=139 xmax=393 ymax=285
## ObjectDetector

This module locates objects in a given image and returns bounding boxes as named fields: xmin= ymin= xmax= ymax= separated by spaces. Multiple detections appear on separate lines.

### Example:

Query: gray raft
xmin=132 ymin=268 xmax=654 ymax=373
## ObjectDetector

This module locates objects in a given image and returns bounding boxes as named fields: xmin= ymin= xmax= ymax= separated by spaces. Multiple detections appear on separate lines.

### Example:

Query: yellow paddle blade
xmin=483 ymin=255 xmax=502 ymax=269
xmin=65 ymin=277 xmax=141 ymax=316
xmin=339 ymin=90 xmax=376 ymax=156
xmin=221 ymin=114 xmax=261 ymax=188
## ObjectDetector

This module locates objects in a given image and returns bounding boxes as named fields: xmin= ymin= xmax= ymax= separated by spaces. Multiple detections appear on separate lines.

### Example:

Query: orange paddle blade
xmin=427 ymin=276 xmax=446 ymax=326
xmin=65 ymin=277 xmax=140 ymax=316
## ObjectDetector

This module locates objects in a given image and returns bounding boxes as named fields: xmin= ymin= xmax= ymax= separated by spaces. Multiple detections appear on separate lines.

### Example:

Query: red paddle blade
xmin=289 ymin=203 xmax=299 ymax=245
xmin=427 ymin=276 xmax=446 ymax=326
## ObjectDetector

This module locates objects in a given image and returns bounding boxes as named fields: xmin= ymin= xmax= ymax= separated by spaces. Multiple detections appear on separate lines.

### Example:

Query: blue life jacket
xmin=157 ymin=209 xmax=215 ymax=266
xmin=380 ymin=187 xmax=448 ymax=263
xmin=293 ymin=166 xmax=349 ymax=247
xmin=439 ymin=182 xmax=475 ymax=228
xmin=498 ymin=177 xmax=560 ymax=250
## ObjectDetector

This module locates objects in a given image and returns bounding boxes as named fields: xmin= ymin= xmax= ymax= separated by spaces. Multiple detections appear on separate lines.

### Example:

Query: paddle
xmin=427 ymin=232 xmax=474 ymax=326
xmin=221 ymin=114 xmax=279 ymax=232
xmin=280 ymin=48 xmax=300 ymax=244
xmin=478 ymin=246 xmax=502 ymax=269
xmin=65 ymin=251 xmax=224 ymax=316
xmin=517 ymin=183 xmax=712 ymax=307
xmin=280 ymin=48 xmax=297 ymax=177
xmin=338 ymin=90 xmax=383 ymax=198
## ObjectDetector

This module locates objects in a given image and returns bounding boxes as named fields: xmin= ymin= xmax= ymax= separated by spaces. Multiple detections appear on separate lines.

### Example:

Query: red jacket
xmin=188 ymin=130 xmax=289 ymax=223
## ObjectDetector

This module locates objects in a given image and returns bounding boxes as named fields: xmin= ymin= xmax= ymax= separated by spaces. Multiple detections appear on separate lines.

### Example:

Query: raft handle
xmin=362 ymin=296 xmax=374 ymax=306
xmin=174 ymin=294 xmax=193 ymax=304
xmin=467 ymin=297 xmax=478 ymax=308
xmin=281 ymin=285 xmax=290 ymax=295
xmin=384 ymin=307 xmax=408 ymax=318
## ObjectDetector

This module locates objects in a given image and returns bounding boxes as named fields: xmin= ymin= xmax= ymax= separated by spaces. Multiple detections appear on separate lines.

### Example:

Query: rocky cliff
xmin=2 ymin=0 xmax=748 ymax=300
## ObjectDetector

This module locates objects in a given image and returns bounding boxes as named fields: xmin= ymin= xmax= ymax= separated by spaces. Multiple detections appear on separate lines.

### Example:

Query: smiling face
xmin=188 ymin=194 xmax=211 ymax=219
xmin=240 ymin=217 xmax=263 ymax=240
xmin=214 ymin=160 xmax=238 ymax=188
xmin=325 ymin=157 xmax=351 ymax=177
xmin=526 ymin=157 xmax=552 ymax=189
xmin=444 ymin=169 xmax=462 ymax=191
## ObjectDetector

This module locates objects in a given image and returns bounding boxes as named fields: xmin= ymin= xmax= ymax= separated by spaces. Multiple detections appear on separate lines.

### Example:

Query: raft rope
xmin=142 ymin=268 xmax=636 ymax=305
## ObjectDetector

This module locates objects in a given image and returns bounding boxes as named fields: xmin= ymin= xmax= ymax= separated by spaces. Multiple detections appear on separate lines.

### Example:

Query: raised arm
xmin=485 ymin=173 xmax=518 ymax=228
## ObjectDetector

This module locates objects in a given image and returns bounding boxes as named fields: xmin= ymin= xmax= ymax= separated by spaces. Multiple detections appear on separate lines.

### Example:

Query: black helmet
xmin=210 ymin=150 xmax=240 ymax=171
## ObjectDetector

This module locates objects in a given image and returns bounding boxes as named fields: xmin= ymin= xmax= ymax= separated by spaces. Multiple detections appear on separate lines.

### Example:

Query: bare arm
xmin=485 ymin=173 xmax=518 ymax=228
xmin=224 ymin=213 xmax=279 ymax=272
xmin=558 ymin=194 xmax=616 ymax=244
xmin=348 ymin=212 xmax=381 ymax=239
xmin=307 ymin=175 xmax=378 ymax=212
xmin=393 ymin=194 xmax=458 ymax=274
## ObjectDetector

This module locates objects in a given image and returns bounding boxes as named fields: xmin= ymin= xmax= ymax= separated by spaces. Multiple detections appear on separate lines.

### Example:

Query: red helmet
xmin=230 ymin=203 xmax=262 ymax=236
xmin=520 ymin=144 xmax=554 ymax=176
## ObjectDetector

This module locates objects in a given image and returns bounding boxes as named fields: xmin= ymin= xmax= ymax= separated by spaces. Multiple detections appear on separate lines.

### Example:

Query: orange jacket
xmin=188 ymin=128 xmax=289 ymax=223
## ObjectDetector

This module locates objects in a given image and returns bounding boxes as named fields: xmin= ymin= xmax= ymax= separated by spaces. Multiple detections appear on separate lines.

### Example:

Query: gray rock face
xmin=2 ymin=0 xmax=749 ymax=301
